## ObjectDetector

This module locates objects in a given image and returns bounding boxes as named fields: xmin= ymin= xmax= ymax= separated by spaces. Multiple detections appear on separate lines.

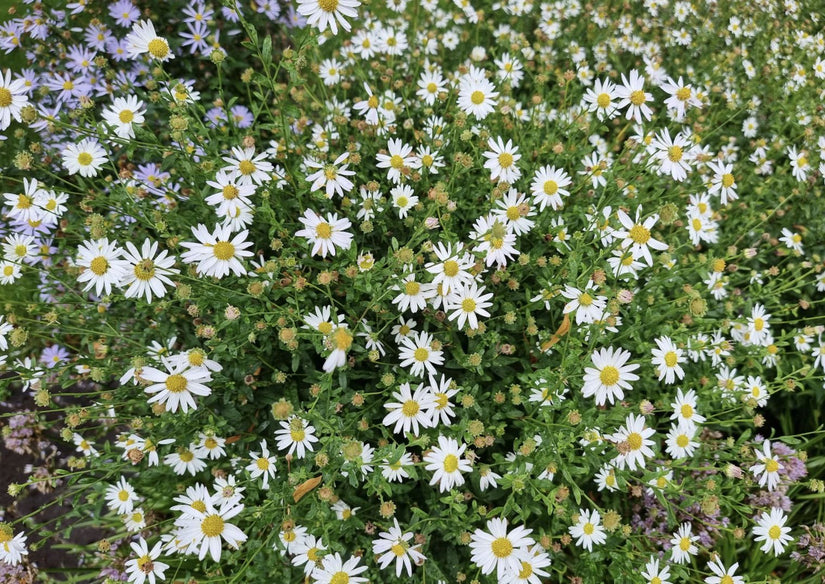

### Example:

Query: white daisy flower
xmin=483 ymin=136 xmax=522 ymax=184
xmin=377 ymin=138 xmax=416 ymax=184
xmin=561 ymin=282 xmax=607 ymax=325
xmin=297 ymin=0 xmax=361 ymax=35
xmin=105 ymin=476 xmax=138 ymax=515
xmin=610 ymin=413 xmax=656 ymax=470
xmin=423 ymin=435 xmax=472 ymax=492
xmin=101 ymin=95 xmax=146 ymax=139
xmin=752 ymin=507 xmax=793 ymax=555
xmin=372 ymin=519 xmax=427 ymax=577
xmin=492 ymin=188 xmax=535 ymax=235
xmin=0 ymin=68 xmax=29 ymax=131
xmin=140 ymin=358 xmax=212 ymax=414
xmin=164 ymin=445 xmax=207 ymax=476
xmin=392 ymin=273 xmax=435 ymax=313
xmin=382 ymin=382 xmax=435 ymax=436
xmin=704 ymin=557 xmax=744 ymax=584
xmin=177 ymin=500 xmax=247 ymax=562
xmin=398 ymin=331 xmax=444 ymax=377
xmin=446 ymin=282 xmax=494 ymax=330
xmin=291 ymin=535 xmax=326 ymax=576
xmin=427 ymin=374 xmax=458 ymax=426
xmin=469 ymin=517 xmax=534 ymax=581
xmin=425 ymin=241 xmax=475 ymax=295
xmin=650 ymin=336 xmax=685 ymax=384
xmin=76 ymin=238 xmax=129 ymax=296
xmin=221 ymin=146 xmax=274 ymax=186
xmin=126 ymin=20 xmax=174 ymax=61
xmin=530 ymin=165 xmax=572 ymax=211
xmin=670 ymin=388 xmax=706 ymax=428
xmin=125 ymin=537 xmax=168 ymax=584
xmin=294 ymin=209 xmax=353 ymax=258
xmin=615 ymin=69 xmax=653 ymax=123
xmin=581 ymin=346 xmax=640 ymax=406
xmin=615 ymin=207 xmax=668 ymax=267
xmin=305 ymin=152 xmax=355 ymax=198
xmin=274 ymin=416 xmax=319 ymax=459
xmin=121 ymin=238 xmax=179 ymax=303
xmin=245 ymin=440 xmax=277 ymax=489
xmin=3 ymin=178 xmax=45 ymax=224
xmin=641 ymin=557 xmax=671 ymax=584
xmin=568 ymin=508 xmax=607 ymax=552
xmin=669 ymin=522 xmax=698 ymax=564
xmin=62 ymin=138 xmax=108 ymax=178
xmin=665 ymin=423 xmax=699 ymax=459
xmin=749 ymin=439 xmax=783 ymax=491
xmin=457 ymin=74 xmax=499 ymax=120
xmin=311 ymin=553 xmax=368 ymax=584
xmin=179 ymin=223 xmax=253 ymax=278
xmin=381 ymin=451 xmax=413 ymax=482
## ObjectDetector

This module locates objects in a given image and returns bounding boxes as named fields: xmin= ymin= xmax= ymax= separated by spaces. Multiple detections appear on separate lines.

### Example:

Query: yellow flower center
xmin=119 ymin=109 xmax=134 ymax=123
xmin=680 ymin=404 xmax=693 ymax=418
xmin=765 ymin=458 xmax=779 ymax=473
xmin=435 ymin=392 xmax=448 ymax=409
xmin=63 ymin=80 xmax=75 ymax=91
xmin=396 ymin=196 xmax=408 ymax=207
xmin=391 ymin=542 xmax=406 ymax=557
xmin=692 ymin=218 xmax=702 ymax=231
xmin=165 ymin=374 xmax=187 ymax=393
xmin=77 ymin=152 xmax=93 ymax=166
xmin=627 ymin=432 xmax=643 ymax=450
xmin=629 ymin=224 xmax=651 ymax=244
xmin=290 ymin=428 xmax=306 ymax=442
xmin=133 ymin=259 xmax=155 ymax=281
xmin=600 ymin=365 xmax=619 ymax=386
xmin=3 ymin=266 xmax=13 ymax=277
xmin=318 ymin=321 xmax=333 ymax=335
xmin=367 ymin=95 xmax=379 ymax=108
xmin=651 ymin=577 xmax=662 ymax=584
xmin=470 ymin=90 xmax=485 ymax=105
xmin=282 ymin=529 xmax=296 ymax=542
xmin=579 ymin=292 xmax=593 ymax=306
xmin=204 ymin=437 xmax=217 ymax=449
xmin=401 ymin=400 xmax=420 ymax=417
xmin=201 ymin=514 xmax=225 ymax=537
xmin=404 ymin=281 xmax=420 ymax=295
xmin=306 ymin=547 xmax=320 ymax=561
xmin=630 ymin=89 xmax=646 ymax=106
xmin=213 ymin=241 xmax=235 ymax=260
xmin=656 ymin=477 xmax=667 ymax=488
xmin=256 ymin=458 xmax=270 ymax=470
xmin=90 ymin=256 xmax=109 ymax=275
xmin=462 ymin=298 xmax=477 ymax=313
xmin=222 ymin=185 xmax=239 ymax=199
xmin=191 ymin=500 xmax=207 ymax=512
xmin=329 ymin=572 xmax=349 ymax=584
xmin=664 ymin=351 xmax=678 ymax=367
xmin=443 ymin=259 xmax=459 ymax=277
xmin=491 ymin=537 xmax=513 ymax=558
xmin=506 ymin=206 xmax=520 ymax=221
xmin=315 ymin=222 xmax=332 ymax=239
xmin=722 ymin=173 xmax=735 ymax=187
xmin=798 ymin=156 xmax=808 ymax=168
xmin=679 ymin=536 xmax=691 ymax=551
xmin=147 ymin=38 xmax=169 ymax=59
xmin=332 ymin=327 xmax=353 ymax=351
xmin=442 ymin=453 xmax=458 ymax=472
xmin=753 ymin=318 xmax=764 ymax=331
xmin=596 ymin=93 xmax=611 ymax=108
xmin=668 ymin=146 xmax=683 ymax=162
xmin=422 ymin=154 xmax=434 ymax=167
xmin=676 ymin=87 xmax=691 ymax=101
xmin=498 ymin=152 xmax=514 ymax=168
xmin=390 ymin=154 xmax=404 ymax=169
xmin=0 ymin=88 xmax=12 ymax=107
xmin=720 ymin=576 xmax=734 ymax=584
xmin=413 ymin=347 xmax=430 ymax=362
xmin=768 ymin=525 xmax=781 ymax=539
xmin=118 ymin=489 xmax=130 ymax=501
xmin=238 ymin=159 xmax=256 ymax=175
xmin=427 ymin=82 xmax=437 ymax=93
xmin=543 ymin=180 xmax=558 ymax=195
xmin=14 ymin=244 xmax=26 ymax=257
xmin=136 ymin=554 xmax=154 ymax=573
xmin=17 ymin=194 xmax=32 ymax=209
xmin=676 ymin=434 xmax=689 ymax=448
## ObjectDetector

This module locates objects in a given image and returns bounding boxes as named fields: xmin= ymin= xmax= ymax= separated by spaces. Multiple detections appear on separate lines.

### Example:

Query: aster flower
xmin=140 ymin=358 xmax=212 ymax=414
xmin=76 ymin=238 xmax=129 ymax=296
xmin=469 ymin=517 xmax=534 ymax=580
xmin=753 ymin=507 xmax=793 ymax=555
xmin=179 ymin=224 xmax=253 ymax=278
xmin=297 ymin=0 xmax=361 ymax=35
xmin=295 ymin=209 xmax=353 ymax=258
xmin=423 ymin=435 xmax=472 ymax=492
xmin=126 ymin=20 xmax=174 ymax=61
xmin=372 ymin=519 xmax=427 ymax=577
xmin=568 ymin=508 xmax=607 ymax=552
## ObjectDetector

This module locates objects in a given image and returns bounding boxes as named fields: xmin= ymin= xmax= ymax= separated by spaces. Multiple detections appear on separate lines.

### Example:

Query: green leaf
xmin=262 ymin=35 xmax=272 ymax=63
